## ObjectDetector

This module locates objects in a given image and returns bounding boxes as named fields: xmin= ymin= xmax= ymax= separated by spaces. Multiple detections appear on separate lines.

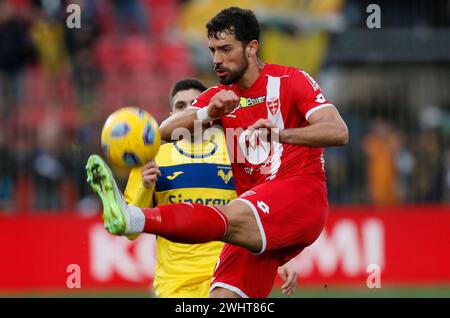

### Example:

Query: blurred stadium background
xmin=1 ymin=0 xmax=450 ymax=298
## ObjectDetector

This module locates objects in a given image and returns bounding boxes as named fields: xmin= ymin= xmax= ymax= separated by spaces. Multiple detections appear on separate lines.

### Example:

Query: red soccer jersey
xmin=192 ymin=64 xmax=334 ymax=195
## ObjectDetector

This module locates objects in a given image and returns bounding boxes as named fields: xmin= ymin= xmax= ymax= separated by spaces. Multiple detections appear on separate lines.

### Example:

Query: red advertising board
xmin=1 ymin=205 xmax=449 ymax=291
xmin=0 ymin=213 xmax=156 ymax=290
xmin=293 ymin=205 xmax=450 ymax=287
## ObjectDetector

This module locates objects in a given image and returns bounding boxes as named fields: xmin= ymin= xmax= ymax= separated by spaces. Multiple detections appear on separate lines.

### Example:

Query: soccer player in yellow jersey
xmin=123 ymin=79 xmax=297 ymax=297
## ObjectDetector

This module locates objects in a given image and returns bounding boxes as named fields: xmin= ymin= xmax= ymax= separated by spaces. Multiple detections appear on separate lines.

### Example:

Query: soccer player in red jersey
xmin=87 ymin=7 xmax=348 ymax=298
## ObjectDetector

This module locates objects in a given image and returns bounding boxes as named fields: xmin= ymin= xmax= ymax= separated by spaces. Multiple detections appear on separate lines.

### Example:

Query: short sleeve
xmin=292 ymin=70 xmax=334 ymax=121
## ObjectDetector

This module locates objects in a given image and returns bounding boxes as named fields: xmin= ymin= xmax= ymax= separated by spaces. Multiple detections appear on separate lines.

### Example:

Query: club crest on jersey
xmin=217 ymin=169 xmax=233 ymax=184
xmin=267 ymin=97 xmax=280 ymax=116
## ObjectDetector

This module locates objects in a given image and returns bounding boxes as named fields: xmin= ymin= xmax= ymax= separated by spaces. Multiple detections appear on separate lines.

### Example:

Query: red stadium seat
xmin=119 ymin=36 xmax=158 ymax=73
xmin=146 ymin=0 xmax=178 ymax=38
xmin=158 ymin=42 xmax=194 ymax=77
xmin=94 ymin=36 xmax=121 ymax=74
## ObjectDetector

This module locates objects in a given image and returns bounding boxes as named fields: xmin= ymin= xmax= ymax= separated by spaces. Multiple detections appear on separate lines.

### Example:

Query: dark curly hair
xmin=206 ymin=7 xmax=260 ymax=45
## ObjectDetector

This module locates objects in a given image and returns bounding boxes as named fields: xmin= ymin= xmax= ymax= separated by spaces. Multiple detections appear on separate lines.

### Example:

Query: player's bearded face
xmin=214 ymin=52 xmax=248 ymax=85
xmin=209 ymin=33 xmax=250 ymax=85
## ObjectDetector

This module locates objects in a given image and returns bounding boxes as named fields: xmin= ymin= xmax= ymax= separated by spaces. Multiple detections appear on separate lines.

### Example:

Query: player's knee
xmin=219 ymin=200 xmax=255 ymax=235
xmin=216 ymin=200 xmax=262 ymax=252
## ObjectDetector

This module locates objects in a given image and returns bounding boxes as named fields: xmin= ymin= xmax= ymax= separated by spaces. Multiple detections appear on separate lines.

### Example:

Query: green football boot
xmin=85 ymin=154 xmax=128 ymax=235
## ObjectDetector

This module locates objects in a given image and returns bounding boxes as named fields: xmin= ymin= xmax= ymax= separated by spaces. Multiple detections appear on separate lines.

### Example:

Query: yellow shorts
xmin=155 ymin=279 xmax=212 ymax=298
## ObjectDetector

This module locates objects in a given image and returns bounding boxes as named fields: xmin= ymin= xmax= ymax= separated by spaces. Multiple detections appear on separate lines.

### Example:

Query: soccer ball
xmin=101 ymin=107 xmax=161 ymax=171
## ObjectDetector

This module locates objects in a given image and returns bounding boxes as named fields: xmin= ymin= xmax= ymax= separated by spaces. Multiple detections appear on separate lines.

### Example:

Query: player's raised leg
xmin=86 ymin=154 xmax=263 ymax=252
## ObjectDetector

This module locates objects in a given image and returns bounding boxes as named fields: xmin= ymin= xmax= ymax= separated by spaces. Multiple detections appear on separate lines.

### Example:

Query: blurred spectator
xmin=340 ymin=112 xmax=369 ymax=204
xmin=0 ymin=125 xmax=16 ymax=211
xmin=363 ymin=118 xmax=402 ymax=205
xmin=72 ymin=115 xmax=103 ymax=212
xmin=412 ymin=129 xmax=445 ymax=202
xmin=31 ymin=117 xmax=71 ymax=210
xmin=0 ymin=0 xmax=36 ymax=117
xmin=325 ymin=147 xmax=350 ymax=204
xmin=62 ymin=0 xmax=101 ymax=109
xmin=395 ymin=133 xmax=415 ymax=202
xmin=29 ymin=2 xmax=69 ymax=106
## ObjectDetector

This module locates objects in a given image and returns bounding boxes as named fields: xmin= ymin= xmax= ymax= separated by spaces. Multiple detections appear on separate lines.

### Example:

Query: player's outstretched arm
xmin=159 ymin=90 xmax=239 ymax=142
xmin=249 ymin=106 xmax=348 ymax=147
xmin=159 ymin=109 xmax=199 ymax=142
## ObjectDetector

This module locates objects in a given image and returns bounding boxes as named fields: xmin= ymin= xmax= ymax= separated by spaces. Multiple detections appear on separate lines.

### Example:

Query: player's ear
xmin=246 ymin=40 xmax=259 ymax=57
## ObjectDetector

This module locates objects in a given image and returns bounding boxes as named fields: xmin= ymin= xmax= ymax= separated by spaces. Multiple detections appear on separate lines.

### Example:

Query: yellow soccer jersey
xmin=124 ymin=128 xmax=236 ymax=298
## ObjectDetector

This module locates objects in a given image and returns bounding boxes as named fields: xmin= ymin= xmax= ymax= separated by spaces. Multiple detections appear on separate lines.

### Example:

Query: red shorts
xmin=210 ymin=175 xmax=328 ymax=298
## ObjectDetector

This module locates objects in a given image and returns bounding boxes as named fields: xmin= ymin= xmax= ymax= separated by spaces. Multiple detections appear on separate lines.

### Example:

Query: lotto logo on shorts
xmin=257 ymin=200 xmax=270 ymax=214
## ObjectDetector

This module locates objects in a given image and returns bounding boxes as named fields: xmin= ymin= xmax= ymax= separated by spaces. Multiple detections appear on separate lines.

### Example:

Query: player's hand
xmin=277 ymin=260 xmax=297 ymax=296
xmin=248 ymin=118 xmax=282 ymax=143
xmin=141 ymin=160 xmax=161 ymax=189
xmin=207 ymin=90 xmax=240 ymax=118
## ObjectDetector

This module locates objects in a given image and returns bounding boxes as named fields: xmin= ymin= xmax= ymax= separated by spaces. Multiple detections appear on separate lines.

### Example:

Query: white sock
xmin=126 ymin=205 xmax=145 ymax=234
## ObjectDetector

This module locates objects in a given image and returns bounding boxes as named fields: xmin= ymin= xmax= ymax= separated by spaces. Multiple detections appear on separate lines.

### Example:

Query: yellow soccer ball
xmin=101 ymin=107 xmax=161 ymax=171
